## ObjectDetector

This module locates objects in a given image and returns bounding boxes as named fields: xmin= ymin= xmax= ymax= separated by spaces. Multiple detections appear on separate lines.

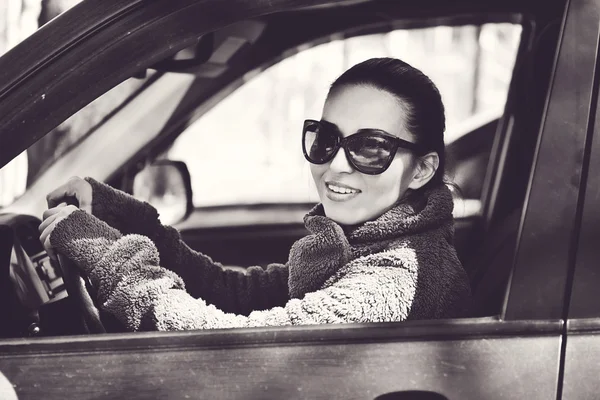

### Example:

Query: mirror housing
xmin=132 ymin=160 xmax=193 ymax=226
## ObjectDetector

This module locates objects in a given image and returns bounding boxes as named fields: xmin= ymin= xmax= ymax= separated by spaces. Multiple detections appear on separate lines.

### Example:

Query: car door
xmin=560 ymin=3 xmax=600 ymax=395
xmin=0 ymin=0 xmax=591 ymax=399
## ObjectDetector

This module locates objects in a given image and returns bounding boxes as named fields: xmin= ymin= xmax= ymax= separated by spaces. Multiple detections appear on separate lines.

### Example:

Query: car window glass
xmin=166 ymin=23 xmax=522 ymax=210
xmin=0 ymin=74 xmax=152 ymax=208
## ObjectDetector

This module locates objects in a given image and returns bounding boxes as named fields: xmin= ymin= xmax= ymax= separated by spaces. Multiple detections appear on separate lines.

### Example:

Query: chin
xmin=323 ymin=204 xmax=365 ymax=226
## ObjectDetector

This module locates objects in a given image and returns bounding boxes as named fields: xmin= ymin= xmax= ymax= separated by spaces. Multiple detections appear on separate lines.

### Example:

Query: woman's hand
xmin=39 ymin=203 xmax=79 ymax=261
xmin=46 ymin=176 xmax=93 ymax=213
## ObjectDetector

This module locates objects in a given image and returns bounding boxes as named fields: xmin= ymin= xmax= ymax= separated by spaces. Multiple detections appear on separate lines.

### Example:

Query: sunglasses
xmin=302 ymin=119 xmax=424 ymax=175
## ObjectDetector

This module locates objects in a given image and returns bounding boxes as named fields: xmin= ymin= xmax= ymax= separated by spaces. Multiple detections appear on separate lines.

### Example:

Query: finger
xmin=40 ymin=205 xmax=76 ymax=238
xmin=43 ymin=234 xmax=56 ymax=261
xmin=40 ymin=227 xmax=50 ymax=253
xmin=41 ymin=204 xmax=66 ymax=225
xmin=66 ymin=176 xmax=92 ymax=213
xmin=46 ymin=182 xmax=74 ymax=209
xmin=41 ymin=204 xmax=77 ymax=233
xmin=40 ymin=219 xmax=61 ymax=257
xmin=74 ymin=184 xmax=92 ymax=214
xmin=39 ymin=220 xmax=55 ymax=246
xmin=39 ymin=212 xmax=61 ymax=234
xmin=46 ymin=177 xmax=87 ymax=209
xmin=42 ymin=203 xmax=68 ymax=221
xmin=63 ymin=204 xmax=78 ymax=213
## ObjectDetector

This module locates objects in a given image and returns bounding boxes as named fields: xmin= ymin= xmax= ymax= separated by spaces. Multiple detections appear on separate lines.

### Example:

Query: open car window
xmin=0 ymin=75 xmax=152 ymax=208
xmin=166 ymin=23 xmax=522 ymax=212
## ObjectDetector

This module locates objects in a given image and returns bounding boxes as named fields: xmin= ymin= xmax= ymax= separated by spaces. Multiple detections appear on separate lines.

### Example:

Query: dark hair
xmin=328 ymin=57 xmax=446 ymax=193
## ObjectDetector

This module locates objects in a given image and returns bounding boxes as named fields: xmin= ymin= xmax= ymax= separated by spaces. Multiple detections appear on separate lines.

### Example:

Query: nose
xmin=329 ymin=148 xmax=354 ymax=173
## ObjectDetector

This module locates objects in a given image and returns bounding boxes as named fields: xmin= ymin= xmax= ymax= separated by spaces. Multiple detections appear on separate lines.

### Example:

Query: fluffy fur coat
xmin=49 ymin=178 xmax=471 ymax=331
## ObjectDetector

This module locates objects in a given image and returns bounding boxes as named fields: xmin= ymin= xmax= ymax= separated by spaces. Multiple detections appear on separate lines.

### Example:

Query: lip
xmin=323 ymin=180 xmax=361 ymax=202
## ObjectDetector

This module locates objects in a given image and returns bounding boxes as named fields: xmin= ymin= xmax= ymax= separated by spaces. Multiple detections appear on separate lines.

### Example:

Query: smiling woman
xmin=309 ymin=60 xmax=444 ymax=226
xmin=40 ymin=56 xmax=472 ymax=332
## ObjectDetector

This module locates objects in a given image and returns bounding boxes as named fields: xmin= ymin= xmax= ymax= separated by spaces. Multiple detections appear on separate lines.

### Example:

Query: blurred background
xmin=0 ymin=0 xmax=520 ymax=208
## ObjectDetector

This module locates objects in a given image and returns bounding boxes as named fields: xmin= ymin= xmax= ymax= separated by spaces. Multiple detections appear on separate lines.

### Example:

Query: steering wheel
xmin=1 ymin=213 xmax=116 ymax=337
xmin=56 ymin=254 xmax=107 ymax=334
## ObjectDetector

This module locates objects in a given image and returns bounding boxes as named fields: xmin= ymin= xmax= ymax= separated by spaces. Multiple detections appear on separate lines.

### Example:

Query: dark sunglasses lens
xmin=346 ymin=135 xmax=395 ymax=174
xmin=304 ymin=123 xmax=338 ymax=163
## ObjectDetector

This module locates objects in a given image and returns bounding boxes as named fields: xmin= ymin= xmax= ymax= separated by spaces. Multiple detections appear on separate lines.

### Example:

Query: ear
xmin=408 ymin=152 xmax=439 ymax=190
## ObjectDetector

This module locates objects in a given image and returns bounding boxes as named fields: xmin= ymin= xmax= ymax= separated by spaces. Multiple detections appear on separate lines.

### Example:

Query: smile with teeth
xmin=326 ymin=183 xmax=360 ymax=194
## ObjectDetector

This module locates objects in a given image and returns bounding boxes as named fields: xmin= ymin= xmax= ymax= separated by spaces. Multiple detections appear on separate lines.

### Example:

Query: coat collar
xmin=305 ymin=184 xmax=454 ymax=245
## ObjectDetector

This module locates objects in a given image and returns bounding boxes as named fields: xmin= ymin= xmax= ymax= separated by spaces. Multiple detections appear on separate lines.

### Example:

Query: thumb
xmin=77 ymin=196 xmax=92 ymax=214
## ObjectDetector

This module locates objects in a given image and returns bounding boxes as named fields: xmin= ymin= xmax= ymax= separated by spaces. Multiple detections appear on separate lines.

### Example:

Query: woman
xmin=39 ymin=58 xmax=472 ymax=331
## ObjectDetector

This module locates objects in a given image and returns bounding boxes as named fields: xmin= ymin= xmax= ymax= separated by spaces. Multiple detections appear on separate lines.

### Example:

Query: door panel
xmin=562 ymin=321 xmax=600 ymax=400
xmin=0 ymin=320 xmax=562 ymax=400
xmin=503 ymin=0 xmax=600 ymax=320
xmin=562 ymin=0 xmax=600 ymax=395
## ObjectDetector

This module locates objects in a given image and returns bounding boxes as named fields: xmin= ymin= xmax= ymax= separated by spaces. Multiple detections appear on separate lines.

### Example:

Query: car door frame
xmin=559 ymin=0 xmax=600 ymax=394
xmin=0 ymin=0 xmax=593 ymax=398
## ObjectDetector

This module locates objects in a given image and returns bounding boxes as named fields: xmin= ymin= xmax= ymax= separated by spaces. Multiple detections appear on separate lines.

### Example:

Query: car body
xmin=0 ymin=0 xmax=599 ymax=398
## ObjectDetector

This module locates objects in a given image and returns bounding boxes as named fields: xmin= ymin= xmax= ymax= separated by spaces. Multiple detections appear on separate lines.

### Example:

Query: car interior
xmin=0 ymin=0 xmax=565 ymax=337
xmin=112 ymin=10 xmax=561 ymax=319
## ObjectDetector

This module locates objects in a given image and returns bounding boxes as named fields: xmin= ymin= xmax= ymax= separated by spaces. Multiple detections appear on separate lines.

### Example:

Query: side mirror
xmin=132 ymin=160 xmax=193 ymax=225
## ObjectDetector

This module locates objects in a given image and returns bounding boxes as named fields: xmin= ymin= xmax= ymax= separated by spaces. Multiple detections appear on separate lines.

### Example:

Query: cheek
xmin=310 ymin=163 xmax=327 ymax=185
xmin=366 ymin=175 xmax=402 ymax=202
xmin=366 ymin=156 xmax=414 ymax=200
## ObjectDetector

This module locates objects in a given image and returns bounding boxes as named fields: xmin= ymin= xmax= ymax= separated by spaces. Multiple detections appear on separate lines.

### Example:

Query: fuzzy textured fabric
xmin=49 ymin=178 xmax=472 ymax=331
xmin=287 ymin=214 xmax=352 ymax=299
xmin=86 ymin=178 xmax=290 ymax=316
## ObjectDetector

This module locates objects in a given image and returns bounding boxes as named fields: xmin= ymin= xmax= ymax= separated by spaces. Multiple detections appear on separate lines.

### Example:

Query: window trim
xmin=565 ymin=15 xmax=600 ymax=320
xmin=503 ymin=0 xmax=600 ymax=321
xmin=0 ymin=317 xmax=561 ymax=355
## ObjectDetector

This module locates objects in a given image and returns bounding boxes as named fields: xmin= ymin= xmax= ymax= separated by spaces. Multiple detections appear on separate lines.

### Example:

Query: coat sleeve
xmin=51 ymin=211 xmax=417 ymax=331
xmin=59 ymin=186 xmax=289 ymax=316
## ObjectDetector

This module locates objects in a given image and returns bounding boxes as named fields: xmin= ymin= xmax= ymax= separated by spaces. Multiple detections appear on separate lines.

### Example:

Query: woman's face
xmin=310 ymin=85 xmax=420 ymax=225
